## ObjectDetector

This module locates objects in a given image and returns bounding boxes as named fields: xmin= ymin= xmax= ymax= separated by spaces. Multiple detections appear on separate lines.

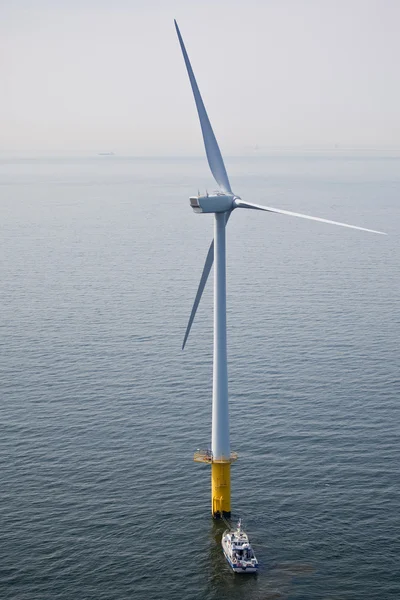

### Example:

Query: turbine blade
xmin=183 ymin=212 xmax=232 ymax=349
xmin=182 ymin=239 xmax=214 ymax=350
xmin=174 ymin=20 xmax=233 ymax=195
xmin=234 ymin=200 xmax=386 ymax=235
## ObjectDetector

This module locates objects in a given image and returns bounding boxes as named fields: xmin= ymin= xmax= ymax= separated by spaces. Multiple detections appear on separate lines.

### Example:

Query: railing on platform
xmin=194 ymin=449 xmax=238 ymax=464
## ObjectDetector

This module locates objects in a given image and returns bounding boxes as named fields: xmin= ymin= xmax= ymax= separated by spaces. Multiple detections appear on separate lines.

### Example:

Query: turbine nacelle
xmin=190 ymin=192 xmax=235 ymax=214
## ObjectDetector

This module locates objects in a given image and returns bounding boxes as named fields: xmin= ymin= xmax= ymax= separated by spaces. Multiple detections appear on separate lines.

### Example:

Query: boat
xmin=221 ymin=519 xmax=259 ymax=573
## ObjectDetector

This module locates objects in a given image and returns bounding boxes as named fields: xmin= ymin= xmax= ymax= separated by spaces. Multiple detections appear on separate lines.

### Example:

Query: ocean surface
xmin=1 ymin=154 xmax=399 ymax=600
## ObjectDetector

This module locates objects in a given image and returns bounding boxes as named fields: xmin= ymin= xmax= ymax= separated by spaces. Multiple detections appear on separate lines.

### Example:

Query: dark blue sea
xmin=1 ymin=154 xmax=399 ymax=600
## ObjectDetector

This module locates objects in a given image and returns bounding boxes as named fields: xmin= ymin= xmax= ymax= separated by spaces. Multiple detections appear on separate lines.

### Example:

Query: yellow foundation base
xmin=211 ymin=461 xmax=231 ymax=518
xmin=193 ymin=449 xmax=238 ymax=518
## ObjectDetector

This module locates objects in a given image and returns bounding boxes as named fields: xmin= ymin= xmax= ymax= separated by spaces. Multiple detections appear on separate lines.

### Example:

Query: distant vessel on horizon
xmin=98 ymin=152 xmax=115 ymax=156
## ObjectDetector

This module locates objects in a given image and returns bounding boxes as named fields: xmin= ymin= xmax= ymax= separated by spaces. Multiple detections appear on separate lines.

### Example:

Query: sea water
xmin=1 ymin=154 xmax=399 ymax=599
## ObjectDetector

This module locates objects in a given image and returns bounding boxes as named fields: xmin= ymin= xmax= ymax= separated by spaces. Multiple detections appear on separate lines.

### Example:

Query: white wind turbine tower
xmin=174 ymin=20 xmax=386 ymax=519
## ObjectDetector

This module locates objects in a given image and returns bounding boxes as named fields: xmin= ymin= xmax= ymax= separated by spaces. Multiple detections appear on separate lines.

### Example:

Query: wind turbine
xmin=174 ymin=20 xmax=385 ymax=519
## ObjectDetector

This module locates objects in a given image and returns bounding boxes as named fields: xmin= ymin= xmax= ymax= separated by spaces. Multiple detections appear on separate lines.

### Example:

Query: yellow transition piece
xmin=211 ymin=461 xmax=231 ymax=518
xmin=193 ymin=449 xmax=238 ymax=519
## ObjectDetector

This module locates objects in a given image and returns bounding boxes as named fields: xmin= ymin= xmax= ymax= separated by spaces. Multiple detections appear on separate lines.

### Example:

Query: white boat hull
xmin=221 ymin=523 xmax=259 ymax=574
xmin=222 ymin=546 xmax=258 ymax=573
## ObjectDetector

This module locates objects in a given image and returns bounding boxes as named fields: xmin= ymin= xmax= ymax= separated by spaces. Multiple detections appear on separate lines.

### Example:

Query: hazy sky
xmin=2 ymin=0 xmax=400 ymax=155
